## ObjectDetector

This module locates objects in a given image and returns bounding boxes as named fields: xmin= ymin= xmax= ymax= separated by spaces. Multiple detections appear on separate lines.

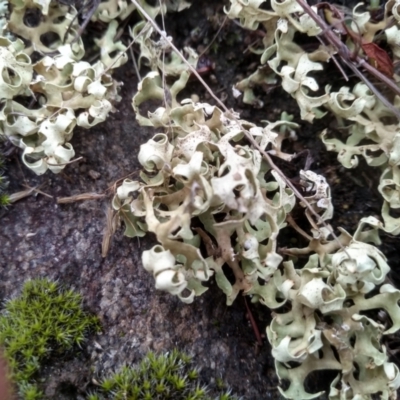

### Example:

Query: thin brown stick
xmin=22 ymin=184 xmax=53 ymax=199
xmin=46 ymin=156 xmax=83 ymax=167
xmin=68 ymin=0 xmax=102 ymax=44
xmin=57 ymin=193 xmax=105 ymax=204
xmin=131 ymin=0 xmax=351 ymax=257
xmin=286 ymin=214 xmax=313 ymax=241
xmin=105 ymin=170 xmax=139 ymax=193
xmin=296 ymin=0 xmax=400 ymax=120
xmin=315 ymin=35 xmax=349 ymax=81
xmin=158 ymin=0 xmax=174 ymax=133
xmin=8 ymin=187 xmax=37 ymax=203
xmin=8 ymin=184 xmax=53 ymax=203
xmin=102 ymin=22 xmax=151 ymax=76
xmin=244 ymin=296 xmax=263 ymax=346
xmin=102 ymin=206 xmax=117 ymax=257
xmin=198 ymin=15 xmax=228 ymax=60
xmin=130 ymin=46 xmax=141 ymax=80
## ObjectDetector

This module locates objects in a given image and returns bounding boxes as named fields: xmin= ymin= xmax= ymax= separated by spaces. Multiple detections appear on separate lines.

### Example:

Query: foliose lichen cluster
xmin=227 ymin=0 xmax=400 ymax=235
xmin=3 ymin=0 xmax=400 ymax=398
xmin=110 ymin=1 xmax=400 ymax=399
xmin=0 ymin=0 xmax=128 ymax=174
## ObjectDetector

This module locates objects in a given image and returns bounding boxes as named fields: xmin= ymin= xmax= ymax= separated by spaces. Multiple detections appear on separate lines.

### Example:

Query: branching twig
xmin=22 ymin=184 xmax=53 ymax=199
xmin=66 ymin=0 xmax=101 ymax=44
xmin=8 ymin=184 xmax=52 ymax=203
xmin=296 ymin=0 xmax=400 ymax=120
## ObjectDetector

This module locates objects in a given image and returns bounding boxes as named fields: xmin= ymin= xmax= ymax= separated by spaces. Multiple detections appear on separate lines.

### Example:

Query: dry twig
xmin=244 ymin=296 xmax=263 ymax=346
xmin=102 ymin=206 xmax=118 ymax=257
xmin=57 ymin=192 xmax=105 ymax=204
xmin=296 ymin=0 xmax=400 ymax=120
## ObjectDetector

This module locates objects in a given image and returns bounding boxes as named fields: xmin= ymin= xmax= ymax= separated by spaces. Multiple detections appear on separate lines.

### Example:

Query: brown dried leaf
xmin=362 ymin=42 xmax=394 ymax=78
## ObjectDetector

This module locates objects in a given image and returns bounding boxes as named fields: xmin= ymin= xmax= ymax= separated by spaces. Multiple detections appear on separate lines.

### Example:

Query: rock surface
xmin=0 ymin=43 xmax=278 ymax=400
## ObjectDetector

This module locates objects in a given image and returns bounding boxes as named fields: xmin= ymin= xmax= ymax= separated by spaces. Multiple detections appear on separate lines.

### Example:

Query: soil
xmin=1 ymin=1 xmax=399 ymax=400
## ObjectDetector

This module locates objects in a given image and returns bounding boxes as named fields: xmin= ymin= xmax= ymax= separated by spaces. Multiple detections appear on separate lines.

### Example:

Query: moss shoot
xmin=0 ymin=278 xmax=99 ymax=399
xmin=87 ymin=350 xmax=238 ymax=400
xmin=0 ymin=139 xmax=10 ymax=208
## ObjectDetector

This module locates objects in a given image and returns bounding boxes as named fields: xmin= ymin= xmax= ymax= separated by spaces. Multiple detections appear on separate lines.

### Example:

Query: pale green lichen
xmin=0 ymin=0 xmax=8 ymax=36
xmin=227 ymin=0 xmax=400 ymax=236
xmin=0 ymin=0 xmax=201 ymax=175
xmin=0 ymin=0 xmax=127 ymax=174
xmin=270 ymin=217 xmax=400 ymax=399
xmin=113 ymin=103 xmax=296 ymax=304
xmin=110 ymin=2 xmax=400 ymax=398
xmin=2 ymin=0 xmax=400 ymax=398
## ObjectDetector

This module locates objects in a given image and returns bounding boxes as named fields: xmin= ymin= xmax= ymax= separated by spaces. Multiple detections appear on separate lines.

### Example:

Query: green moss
xmin=17 ymin=382 xmax=43 ymax=400
xmin=215 ymin=377 xmax=225 ymax=390
xmin=88 ymin=350 xmax=238 ymax=400
xmin=0 ymin=138 xmax=9 ymax=208
xmin=0 ymin=192 xmax=10 ymax=207
xmin=0 ymin=278 xmax=99 ymax=397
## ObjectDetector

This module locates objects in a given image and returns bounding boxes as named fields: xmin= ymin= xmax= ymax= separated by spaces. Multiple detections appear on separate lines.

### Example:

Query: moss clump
xmin=87 ymin=350 xmax=238 ymax=400
xmin=0 ymin=137 xmax=10 ymax=208
xmin=0 ymin=278 xmax=99 ymax=399
xmin=0 ymin=173 xmax=10 ymax=207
